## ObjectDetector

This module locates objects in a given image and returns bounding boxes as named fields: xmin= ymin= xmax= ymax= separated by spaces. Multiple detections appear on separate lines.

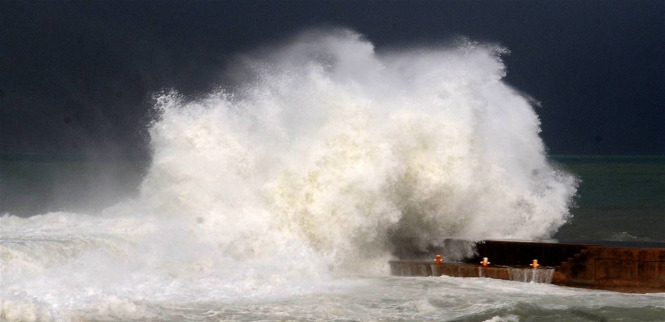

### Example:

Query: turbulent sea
xmin=1 ymin=30 xmax=663 ymax=321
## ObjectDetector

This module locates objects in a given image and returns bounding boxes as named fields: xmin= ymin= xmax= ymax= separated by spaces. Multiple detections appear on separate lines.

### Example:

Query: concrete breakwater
xmin=390 ymin=261 xmax=556 ymax=284
xmin=390 ymin=240 xmax=665 ymax=293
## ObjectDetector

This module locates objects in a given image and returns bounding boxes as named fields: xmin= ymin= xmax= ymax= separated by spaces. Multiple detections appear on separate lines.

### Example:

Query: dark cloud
xmin=1 ymin=0 xmax=663 ymax=156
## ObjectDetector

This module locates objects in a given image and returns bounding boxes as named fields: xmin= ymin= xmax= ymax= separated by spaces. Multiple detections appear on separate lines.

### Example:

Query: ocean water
xmin=1 ymin=30 xmax=663 ymax=321
xmin=554 ymin=156 xmax=665 ymax=243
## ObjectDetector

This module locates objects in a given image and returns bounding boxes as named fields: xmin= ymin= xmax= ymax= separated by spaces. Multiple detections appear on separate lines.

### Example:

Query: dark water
xmin=553 ymin=156 xmax=664 ymax=243
xmin=1 ymin=154 xmax=663 ymax=242
xmin=0 ymin=154 xmax=147 ymax=216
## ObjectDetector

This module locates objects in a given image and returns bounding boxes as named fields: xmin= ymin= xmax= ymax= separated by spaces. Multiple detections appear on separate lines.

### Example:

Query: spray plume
xmin=140 ymin=29 xmax=576 ymax=265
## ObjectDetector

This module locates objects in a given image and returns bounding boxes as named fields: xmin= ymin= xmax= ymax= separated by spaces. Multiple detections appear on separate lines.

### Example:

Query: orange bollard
xmin=530 ymin=259 xmax=540 ymax=268
xmin=480 ymin=257 xmax=490 ymax=267
xmin=435 ymin=255 xmax=442 ymax=265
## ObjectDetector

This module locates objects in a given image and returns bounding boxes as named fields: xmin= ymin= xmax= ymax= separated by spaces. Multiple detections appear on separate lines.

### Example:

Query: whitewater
xmin=2 ymin=29 xmax=663 ymax=321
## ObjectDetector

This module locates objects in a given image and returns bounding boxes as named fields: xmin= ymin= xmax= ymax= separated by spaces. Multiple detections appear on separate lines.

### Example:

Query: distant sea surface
xmin=552 ymin=155 xmax=664 ymax=243
xmin=2 ymin=154 xmax=662 ymax=243
xmin=0 ymin=153 xmax=146 ymax=216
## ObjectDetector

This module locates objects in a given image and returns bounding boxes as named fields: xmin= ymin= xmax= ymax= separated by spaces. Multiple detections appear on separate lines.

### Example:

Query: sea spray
xmin=140 ymin=29 xmax=576 ymax=264
xmin=0 ymin=29 xmax=577 ymax=319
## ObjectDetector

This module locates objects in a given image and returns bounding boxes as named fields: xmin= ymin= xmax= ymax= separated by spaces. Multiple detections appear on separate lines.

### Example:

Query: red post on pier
xmin=530 ymin=259 xmax=539 ymax=268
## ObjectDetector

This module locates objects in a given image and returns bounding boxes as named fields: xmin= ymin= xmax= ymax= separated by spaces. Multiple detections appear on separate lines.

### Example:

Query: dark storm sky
xmin=1 ymin=0 xmax=663 ymax=157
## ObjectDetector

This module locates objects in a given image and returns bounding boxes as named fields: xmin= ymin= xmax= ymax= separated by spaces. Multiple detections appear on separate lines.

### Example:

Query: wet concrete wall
xmin=469 ymin=240 xmax=588 ymax=267
xmin=558 ymin=245 xmax=665 ymax=290
xmin=390 ymin=261 xmax=554 ymax=284
xmin=391 ymin=240 xmax=665 ymax=292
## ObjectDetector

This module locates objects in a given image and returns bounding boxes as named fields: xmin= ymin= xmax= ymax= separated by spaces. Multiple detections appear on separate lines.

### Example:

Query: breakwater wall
xmin=390 ymin=240 xmax=665 ymax=293
xmin=390 ymin=261 xmax=555 ymax=284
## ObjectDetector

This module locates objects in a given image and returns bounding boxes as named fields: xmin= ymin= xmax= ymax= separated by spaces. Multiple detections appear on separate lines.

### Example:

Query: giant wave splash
xmin=0 ymin=29 xmax=577 ymax=320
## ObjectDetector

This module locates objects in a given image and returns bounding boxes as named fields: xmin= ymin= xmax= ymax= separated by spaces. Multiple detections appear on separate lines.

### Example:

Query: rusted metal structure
xmin=390 ymin=240 xmax=665 ymax=293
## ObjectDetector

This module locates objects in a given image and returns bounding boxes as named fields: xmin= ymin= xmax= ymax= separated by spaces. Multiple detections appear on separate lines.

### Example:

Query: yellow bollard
xmin=530 ymin=259 xmax=540 ymax=268
xmin=480 ymin=257 xmax=490 ymax=267
xmin=435 ymin=255 xmax=442 ymax=265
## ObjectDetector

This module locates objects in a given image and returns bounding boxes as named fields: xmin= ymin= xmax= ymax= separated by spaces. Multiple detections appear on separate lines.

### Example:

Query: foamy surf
xmin=1 ymin=29 xmax=581 ymax=320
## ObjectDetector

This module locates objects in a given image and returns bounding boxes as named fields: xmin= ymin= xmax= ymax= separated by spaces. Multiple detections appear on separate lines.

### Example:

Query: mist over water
xmin=1 ymin=30 xmax=581 ymax=320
